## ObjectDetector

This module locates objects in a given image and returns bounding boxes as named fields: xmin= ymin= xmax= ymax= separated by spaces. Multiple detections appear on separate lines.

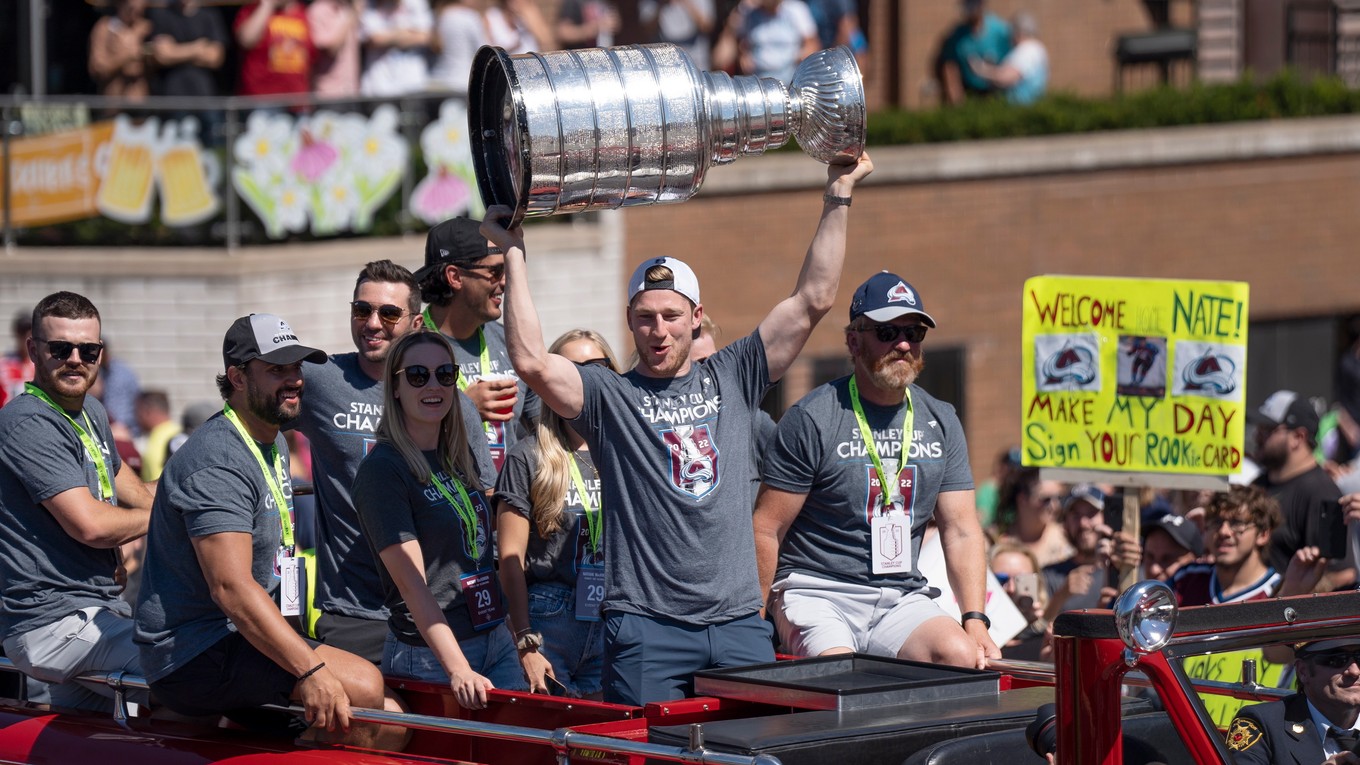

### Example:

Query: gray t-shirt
xmin=442 ymin=320 xmax=539 ymax=472
xmin=0 ymin=393 xmax=128 ymax=639
xmin=495 ymin=435 xmax=604 ymax=588
xmin=292 ymin=353 xmax=495 ymax=620
xmin=352 ymin=443 xmax=498 ymax=643
xmin=762 ymin=377 xmax=974 ymax=590
xmin=571 ymin=330 xmax=770 ymax=623
xmin=135 ymin=412 xmax=294 ymax=682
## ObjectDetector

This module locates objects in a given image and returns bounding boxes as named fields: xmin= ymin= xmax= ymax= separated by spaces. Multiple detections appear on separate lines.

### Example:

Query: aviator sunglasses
xmin=350 ymin=301 xmax=409 ymax=327
xmin=394 ymin=364 xmax=458 ymax=388
xmin=34 ymin=337 xmax=104 ymax=364
xmin=859 ymin=324 xmax=929 ymax=344
xmin=1308 ymin=651 xmax=1360 ymax=669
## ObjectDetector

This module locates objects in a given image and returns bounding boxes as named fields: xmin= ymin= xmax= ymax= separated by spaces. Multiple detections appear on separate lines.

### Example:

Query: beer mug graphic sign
xmin=469 ymin=43 xmax=865 ymax=225
xmin=156 ymin=118 xmax=220 ymax=226
xmin=95 ymin=115 xmax=159 ymax=223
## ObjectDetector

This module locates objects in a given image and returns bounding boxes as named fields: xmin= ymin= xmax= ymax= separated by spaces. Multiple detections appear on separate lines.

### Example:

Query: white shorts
xmin=770 ymin=572 xmax=950 ymax=658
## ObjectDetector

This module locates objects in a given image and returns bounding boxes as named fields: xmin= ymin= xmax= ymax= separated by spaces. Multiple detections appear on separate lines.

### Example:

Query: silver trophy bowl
xmin=469 ymin=43 xmax=865 ymax=224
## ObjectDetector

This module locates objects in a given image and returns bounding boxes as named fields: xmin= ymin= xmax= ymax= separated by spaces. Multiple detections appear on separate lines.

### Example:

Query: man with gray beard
xmin=753 ymin=271 xmax=999 ymax=667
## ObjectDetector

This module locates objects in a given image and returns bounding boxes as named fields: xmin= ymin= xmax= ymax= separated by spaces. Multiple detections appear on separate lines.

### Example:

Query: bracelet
xmin=960 ymin=611 xmax=991 ymax=629
xmin=823 ymin=193 xmax=852 ymax=207
xmin=297 ymin=661 xmax=326 ymax=683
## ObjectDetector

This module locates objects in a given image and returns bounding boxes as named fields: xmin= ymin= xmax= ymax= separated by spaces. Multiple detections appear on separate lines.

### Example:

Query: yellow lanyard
xmin=567 ymin=454 xmax=601 ymax=555
xmin=24 ymin=383 xmax=113 ymax=502
xmin=424 ymin=308 xmax=496 ymax=436
xmin=848 ymin=375 xmax=914 ymax=514
xmin=222 ymin=403 xmax=294 ymax=549
xmin=430 ymin=470 xmax=483 ymax=561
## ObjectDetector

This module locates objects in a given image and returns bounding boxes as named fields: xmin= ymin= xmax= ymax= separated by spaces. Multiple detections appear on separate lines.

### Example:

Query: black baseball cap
xmin=414 ymin=217 xmax=502 ymax=284
xmin=1143 ymin=510 xmax=1205 ymax=557
xmin=1246 ymin=390 xmax=1320 ymax=440
xmin=223 ymin=314 xmax=326 ymax=370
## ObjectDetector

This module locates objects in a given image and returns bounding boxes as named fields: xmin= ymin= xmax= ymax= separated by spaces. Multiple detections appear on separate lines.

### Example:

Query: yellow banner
xmin=1021 ymin=276 xmax=1249 ymax=476
xmin=1182 ymin=649 xmax=1287 ymax=728
xmin=0 ymin=122 xmax=113 ymax=227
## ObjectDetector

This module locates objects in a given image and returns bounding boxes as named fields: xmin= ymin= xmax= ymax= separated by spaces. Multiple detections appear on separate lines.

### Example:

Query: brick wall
xmin=623 ymin=117 xmax=1360 ymax=485
xmin=5 ymin=117 xmax=1359 ymax=486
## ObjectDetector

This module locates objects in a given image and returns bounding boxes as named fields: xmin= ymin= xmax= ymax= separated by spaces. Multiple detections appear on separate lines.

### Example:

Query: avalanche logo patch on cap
xmin=887 ymin=281 xmax=917 ymax=305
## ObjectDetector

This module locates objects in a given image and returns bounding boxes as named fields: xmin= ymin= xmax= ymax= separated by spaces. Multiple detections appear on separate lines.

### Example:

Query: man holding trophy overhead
xmin=483 ymin=148 xmax=871 ymax=705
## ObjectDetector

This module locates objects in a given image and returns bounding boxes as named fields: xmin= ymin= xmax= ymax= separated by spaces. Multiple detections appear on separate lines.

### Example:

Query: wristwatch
xmin=961 ymin=611 xmax=991 ymax=629
xmin=515 ymin=630 xmax=544 ymax=651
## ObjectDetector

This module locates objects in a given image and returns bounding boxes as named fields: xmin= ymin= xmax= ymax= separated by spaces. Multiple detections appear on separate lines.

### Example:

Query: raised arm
xmin=236 ymin=0 xmax=278 ymax=51
xmin=756 ymin=151 xmax=873 ymax=382
xmin=481 ymin=207 xmax=585 ymax=419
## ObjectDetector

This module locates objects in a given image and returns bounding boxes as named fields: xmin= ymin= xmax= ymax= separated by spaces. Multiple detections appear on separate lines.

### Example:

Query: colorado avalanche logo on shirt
xmin=887 ymin=281 xmax=917 ymax=305
xmin=661 ymin=423 xmax=720 ymax=499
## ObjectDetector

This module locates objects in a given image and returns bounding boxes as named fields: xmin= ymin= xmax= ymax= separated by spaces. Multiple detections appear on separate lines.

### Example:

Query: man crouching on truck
xmin=134 ymin=314 xmax=405 ymax=747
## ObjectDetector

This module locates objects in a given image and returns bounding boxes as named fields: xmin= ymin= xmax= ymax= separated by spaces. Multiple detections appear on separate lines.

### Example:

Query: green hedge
xmin=865 ymin=72 xmax=1360 ymax=145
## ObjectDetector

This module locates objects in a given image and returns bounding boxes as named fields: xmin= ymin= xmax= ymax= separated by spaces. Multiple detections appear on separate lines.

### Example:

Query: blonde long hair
xmin=528 ymin=329 xmax=619 ymax=537
xmin=377 ymin=330 xmax=483 ymax=492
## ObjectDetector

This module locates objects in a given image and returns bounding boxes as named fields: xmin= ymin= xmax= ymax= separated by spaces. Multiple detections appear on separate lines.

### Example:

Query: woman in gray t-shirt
xmin=353 ymin=331 xmax=524 ymax=710
xmin=496 ymin=329 xmax=620 ymax=698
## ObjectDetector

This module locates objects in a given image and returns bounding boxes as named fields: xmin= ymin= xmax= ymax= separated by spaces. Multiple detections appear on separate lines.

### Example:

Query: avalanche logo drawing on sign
xmin=1034 ymin=333 xmax=1101 ymax=393
xmin=662 ymin=423 xmax=720 ymax=499
xmin=1173 ymin=342 xmax=1244 ymax=400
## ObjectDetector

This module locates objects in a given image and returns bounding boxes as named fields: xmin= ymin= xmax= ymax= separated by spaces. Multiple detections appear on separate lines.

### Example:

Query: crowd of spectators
xmin=981 ymin=335 xmax=1360 ymax=662
xmin=83 ymin=0 xmax=875 ymax=109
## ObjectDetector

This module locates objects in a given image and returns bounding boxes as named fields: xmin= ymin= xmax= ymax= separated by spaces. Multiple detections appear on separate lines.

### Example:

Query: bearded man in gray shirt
xmin=486 ymin=151 xmax=874 ymax=706
xmin=754 ymin=271 xmax=999 ymax=667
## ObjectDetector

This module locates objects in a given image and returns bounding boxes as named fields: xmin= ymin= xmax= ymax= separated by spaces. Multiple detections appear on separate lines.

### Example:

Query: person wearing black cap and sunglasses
xmin=1227 ymin=638 xmax=1360 ymax=765
xmin=135 ymin=314 xmax=403 ymax=748
xmin=415 ymin=217 xmax=538 ymax=474
xmin=754 ymin=271 xmax=1000 ymax=668
xmin=286 ymin=260 xmax=494 ymax=668
xmin=1248 ymin=390 xmax=1347 ymax=591
xmin=0 ymin=291 xmax=156 ymax=712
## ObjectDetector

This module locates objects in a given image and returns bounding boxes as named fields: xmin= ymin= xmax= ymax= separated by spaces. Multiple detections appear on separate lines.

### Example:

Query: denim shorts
xmin=382 ymin=626 xmax=527 ymax=692
xmin=528 ymin=582 xmax=605 ymax=697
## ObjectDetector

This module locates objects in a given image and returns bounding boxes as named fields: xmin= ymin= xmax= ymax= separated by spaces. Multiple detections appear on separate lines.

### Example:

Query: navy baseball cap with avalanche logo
xmin=850 ymin=271 xmax=937 ymax=328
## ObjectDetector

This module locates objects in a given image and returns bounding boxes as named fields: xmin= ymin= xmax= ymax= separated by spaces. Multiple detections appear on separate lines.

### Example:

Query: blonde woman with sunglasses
xmin=353 ymin=331 xmax=525 ymax=709
xmin=496 ymin=329 xmax=619 ymax=698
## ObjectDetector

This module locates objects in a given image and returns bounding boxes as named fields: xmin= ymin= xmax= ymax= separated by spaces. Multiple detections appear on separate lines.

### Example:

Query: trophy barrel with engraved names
xmin=468 ymin=42 xmax=865 ymax=225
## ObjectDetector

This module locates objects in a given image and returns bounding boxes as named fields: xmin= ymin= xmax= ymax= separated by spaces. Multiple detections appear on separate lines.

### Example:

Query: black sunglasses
xmin=1309 ymin=651 xmax=1360 ymax=669
xmin=35 ymin=337 xmax=104 ymax=364
xmin=574 ymin=357 xmax=613 ymax=370
xmin=394 ymin=363 xmax=458 ymax=388
xmin=351 ymin=301 xmax=408 ymax=327
xmin=459 ymin=263 xmax=506 ymax=282
xmin=858 ymin=324 xmax=928 ymax=344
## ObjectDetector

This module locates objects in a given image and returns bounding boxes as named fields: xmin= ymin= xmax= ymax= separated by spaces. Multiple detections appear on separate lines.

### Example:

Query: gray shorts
xmin=2 ymin=607 xmax=143 ymax=712
xmin=770 ymin=572 xmax=950 ymax=658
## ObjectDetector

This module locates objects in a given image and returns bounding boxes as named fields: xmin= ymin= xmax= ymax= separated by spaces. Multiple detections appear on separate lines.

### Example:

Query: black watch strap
xmin=961 ymin=610 xmax=991 ymax=629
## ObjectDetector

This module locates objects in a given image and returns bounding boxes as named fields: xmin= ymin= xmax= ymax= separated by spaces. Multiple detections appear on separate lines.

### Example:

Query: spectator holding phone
xmin=1041 ymin=485 xmax=1140 ymax=622
xmin=1250 ymin=391 xmax=1349 ymax=591
xmin=990 ymin=544 xmax=1047 ymax=660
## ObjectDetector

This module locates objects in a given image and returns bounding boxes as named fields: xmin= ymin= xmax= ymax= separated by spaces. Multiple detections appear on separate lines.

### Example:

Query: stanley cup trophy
xmin=468 ymin=43 xmax=866 ymax=224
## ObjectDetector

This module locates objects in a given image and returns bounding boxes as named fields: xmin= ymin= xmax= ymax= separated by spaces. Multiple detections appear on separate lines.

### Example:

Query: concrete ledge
xmin=698 ymin=114 xmax=1360 ymax=193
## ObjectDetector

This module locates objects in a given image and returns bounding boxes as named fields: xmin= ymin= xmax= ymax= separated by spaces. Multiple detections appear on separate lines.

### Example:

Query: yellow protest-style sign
xmin=1181 ymin=649 xmax=1287 ymax=728
xmin=1021 ymin=276 xmax=1249 ymax=476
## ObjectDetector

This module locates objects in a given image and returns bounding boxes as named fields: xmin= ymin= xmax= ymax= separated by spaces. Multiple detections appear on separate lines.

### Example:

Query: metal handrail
xmin=0 ymin=657 xmax=782 ymax=765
